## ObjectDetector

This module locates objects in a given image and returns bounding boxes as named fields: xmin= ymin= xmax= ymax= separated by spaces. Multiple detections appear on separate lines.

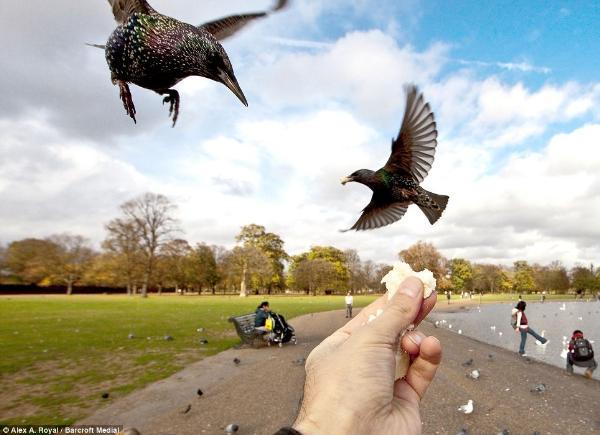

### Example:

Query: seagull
xmin=467 ymin=369 xmax=480 ymax=380
xmin=225 ymin=423 xmax=239 ymax=433
xmin=559 ymin=303 xmax=566 ymax=311
xmin=457 ymin=399 xmax=474 ymax=414
xmin=490 ymin=326 xmax=496 ymax=331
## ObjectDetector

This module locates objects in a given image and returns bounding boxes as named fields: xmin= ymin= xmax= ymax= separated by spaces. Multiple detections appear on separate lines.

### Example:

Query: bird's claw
xmin=161 ymin=90 xmax=180 ymax=127
xmin=117 ymin=81 xmax=137 ymax=124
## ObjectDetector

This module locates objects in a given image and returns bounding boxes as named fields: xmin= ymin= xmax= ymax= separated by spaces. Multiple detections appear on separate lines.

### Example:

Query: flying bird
xmin=91 ymin=0 xmax=288 ymax=126
xmin=341 ymin=85 xmax=448 ymax=231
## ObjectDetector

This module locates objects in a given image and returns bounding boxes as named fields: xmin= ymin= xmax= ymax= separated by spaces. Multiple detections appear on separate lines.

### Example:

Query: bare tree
xmin=120 ymin=193 xmax=179 ymax=297
xmin=103 ymin=218 xmax=143 ymax=295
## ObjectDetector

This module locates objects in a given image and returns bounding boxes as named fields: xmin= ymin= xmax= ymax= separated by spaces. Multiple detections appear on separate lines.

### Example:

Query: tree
xmin=188 ymin=243 xmax=219 ymax=294
xmin=120 ymin=193 xmax=179 ymax=297
xmin=291 ymin=258 xmax=337 ymax=295
xmin=513 ymin=261 xmax=535 ymax=293
xmin=448 ymin=258 xmax=473 ymax=291
xmin=533 ymin=261 xmax=569 ymax=293
xmin=0 ymin=244 xmax=9 ymax=283
xmin=156 ymin=239 xmax=192 ymax=293
xmin=472 ymin=263 xmax=508 ymax=293
xmin=223 ymin=246 xmax=271 ymax=297
xmin=344 ymin=249 xmax=366 ymax=293
xmin=571 ymin=264 xmax=597 ymax=292
xmin=399 ymin=241 xmax=447 ymax=281
xmin=288 ymin=246 xmax=350 ymax=294
xmin=236 ymin=224 xmax=288 ymax=293
xmin=4 ymin=238 xmax=57 ymax=284
xmin=103 ymin=217 xmax=144 ymax=295
xmin=46 ymin=234 xmax=96 ymax=295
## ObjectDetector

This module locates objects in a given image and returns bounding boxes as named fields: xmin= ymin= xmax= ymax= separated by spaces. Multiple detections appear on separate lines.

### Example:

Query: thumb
xmin=367 ymin=276 xmax=424 ymax=343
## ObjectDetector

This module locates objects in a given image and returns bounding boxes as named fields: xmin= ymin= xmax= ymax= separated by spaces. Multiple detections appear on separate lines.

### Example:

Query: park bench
xmin=229 ymin=313 xmax=262 ymax=347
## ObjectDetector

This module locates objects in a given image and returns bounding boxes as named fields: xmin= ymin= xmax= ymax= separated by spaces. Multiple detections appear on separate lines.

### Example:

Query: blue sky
xmin=0 ymin=0 xmax=599 ymax=267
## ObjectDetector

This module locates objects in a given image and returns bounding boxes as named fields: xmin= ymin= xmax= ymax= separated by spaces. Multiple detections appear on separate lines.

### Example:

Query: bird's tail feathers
xmin=418 ymin=190 xmax=449 ymax=225
xmin=86 ymin=43 xmax=106 ymax=49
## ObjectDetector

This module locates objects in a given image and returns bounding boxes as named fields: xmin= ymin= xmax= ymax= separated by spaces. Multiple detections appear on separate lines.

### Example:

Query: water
xmin=430 ymin=301 xmax=600 ymax=380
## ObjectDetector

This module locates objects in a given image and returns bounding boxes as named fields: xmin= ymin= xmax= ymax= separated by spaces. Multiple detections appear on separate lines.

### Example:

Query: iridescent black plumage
xmin=93 ymin=0 xmax=288 ymax=126
xmin=341 ymin=85 xmax=449 ymax=231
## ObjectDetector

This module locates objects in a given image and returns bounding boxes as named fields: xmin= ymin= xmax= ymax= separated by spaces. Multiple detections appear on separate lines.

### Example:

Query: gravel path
xmin=81 ymin=306 xmax=600 ymax=434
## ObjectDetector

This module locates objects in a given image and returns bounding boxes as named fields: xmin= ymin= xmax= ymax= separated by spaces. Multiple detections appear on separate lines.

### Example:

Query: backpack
xmin=510 ymin=310 xmax=518 ymax=328
xmin=573 ymin=338 xmax=594 ymax=361
xmin=265 ymin=316 xmax=274 ymax=331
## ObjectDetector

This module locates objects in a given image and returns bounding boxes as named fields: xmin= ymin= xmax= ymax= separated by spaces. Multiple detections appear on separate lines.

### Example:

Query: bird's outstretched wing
xmin=384 ymin=84 xmax=438 ymax=184
xmin=343 ymin=197 xmax=409 ymax=231
xmin=198 ymin=0 xmax=289 ymax=41
xmin=107 ymin=0 xmax=156 ymax=24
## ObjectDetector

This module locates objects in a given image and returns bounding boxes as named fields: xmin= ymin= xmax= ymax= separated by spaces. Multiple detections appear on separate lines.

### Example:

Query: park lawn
xmin=0 ymin=294 xmax=377 ymax=425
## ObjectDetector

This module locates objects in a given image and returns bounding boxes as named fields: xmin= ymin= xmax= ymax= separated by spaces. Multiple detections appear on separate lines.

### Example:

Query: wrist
xmin=294 ymin=403 xmax=360 ymax=434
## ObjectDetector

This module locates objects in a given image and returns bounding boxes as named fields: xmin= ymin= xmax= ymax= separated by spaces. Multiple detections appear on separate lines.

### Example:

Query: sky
xmin=1 ymin=0 xmax=599 ymax=268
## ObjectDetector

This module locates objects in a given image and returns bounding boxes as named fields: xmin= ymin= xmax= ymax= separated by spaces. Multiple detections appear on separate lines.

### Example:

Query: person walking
xmin=514 ymin=301 xmax=548 ymax=356
xmin=345 ymin=291 xmax=354 ymax=318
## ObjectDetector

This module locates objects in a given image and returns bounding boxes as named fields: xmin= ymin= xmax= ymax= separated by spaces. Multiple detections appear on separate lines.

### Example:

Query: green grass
xmin=0 ymin=294 xmax=377 ymax=424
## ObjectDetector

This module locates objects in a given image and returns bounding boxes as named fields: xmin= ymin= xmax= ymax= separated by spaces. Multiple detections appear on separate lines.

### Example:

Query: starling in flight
xmin=341 ymin=85 xmax=449 ymax=231
xmin=92 ymin=0 xmax=288 ymax=126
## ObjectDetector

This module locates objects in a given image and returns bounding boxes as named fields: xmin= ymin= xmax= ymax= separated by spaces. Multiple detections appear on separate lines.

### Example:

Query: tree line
xmin=1 ymin=193 xmax=599 ymax=296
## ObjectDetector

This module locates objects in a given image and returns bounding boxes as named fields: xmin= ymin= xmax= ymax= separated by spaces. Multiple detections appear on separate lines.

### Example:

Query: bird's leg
xmin=116 ymin=80 xmax=137 ymax=124
xmin=159 ymin=89 xmax=180 ymax=127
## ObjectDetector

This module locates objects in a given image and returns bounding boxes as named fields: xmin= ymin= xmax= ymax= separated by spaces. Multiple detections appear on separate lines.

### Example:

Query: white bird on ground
xmin=458 ymin=329 xmax=463 ymax=334
xmin=458 ymin=399 xmax=474 ymax=414
xmin=559 ymin=303 xmax=566 ymax=311
xmin=490 ymin=326 xmax=496 ymax=331
xmin=499 ymin=332 xmax=503 ymax=337
xmin=467 ymin=369 xmax=480 ymax=380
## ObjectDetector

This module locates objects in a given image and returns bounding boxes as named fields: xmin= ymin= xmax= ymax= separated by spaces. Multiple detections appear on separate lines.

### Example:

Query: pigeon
xmin=340 ymin=85 xmax=448 ymax=231
xmin=530 ymin=383 xmax=547 ymax=393
xmin=164 ymin=335 xmax=173 ymax=341
xmin=101 ymin=392 xmax=110 ymax=399
xmin=457 ymin=399 xmax=474 ymax=414
xmin=467 ymin=369 xmax=480 ymax=380
xmin=462 ymin=358 xmax=474 ymax=367
xmin=128 ymin=333 xmax=135 ymax=339
xmin=233 ymin=357 xmax=241 ymax=365
xmin=182 ymin=404 xmax=191 ymax=414
xmin=197 ymin=389 xmax=203 ymax=397
xmin=91 ymin=0 xmax=288 ymax=126
xmin=199 ymin=339 xmax=209 ymax=345
xmin=225 ymin=423 xmax=239 ymax=433
xmin=488 ymin=353 xmax=494 ymax=360
xmin=293 ymin=357 xmax=306 ymax=365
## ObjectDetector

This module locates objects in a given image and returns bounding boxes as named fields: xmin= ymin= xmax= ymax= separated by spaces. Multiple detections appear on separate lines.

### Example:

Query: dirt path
xmin=80 ymin=307 xmax=600 ymax=434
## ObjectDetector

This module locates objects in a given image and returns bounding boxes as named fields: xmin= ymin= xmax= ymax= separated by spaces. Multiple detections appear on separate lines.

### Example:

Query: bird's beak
xmin=218 ymin=69 xmax=248 ymax=107
xmin=340 ymin=176 xmax=353 ymax=185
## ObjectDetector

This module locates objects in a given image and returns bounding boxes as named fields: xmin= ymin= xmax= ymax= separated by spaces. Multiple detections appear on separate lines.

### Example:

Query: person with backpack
xmin=513 ymin=301 xmax=548 ymax=356
xmin=255 ymin=301 xmax=275 ymax=342
xmin=567 ymin=330 xmax=597 ymax=378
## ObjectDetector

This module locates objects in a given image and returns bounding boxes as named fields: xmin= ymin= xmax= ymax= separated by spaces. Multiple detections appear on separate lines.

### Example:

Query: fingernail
xmin=398 ymin=278 xmax=422 ymax=298
xmin=407 ymin=331 xmax=424 ymax=346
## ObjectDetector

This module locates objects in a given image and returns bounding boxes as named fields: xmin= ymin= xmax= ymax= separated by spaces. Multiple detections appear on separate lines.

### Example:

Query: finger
xmin=394 ymin=336 xmax=442 ymax=402
xmin=365 ymin=277 xmax=424 ymax=343
xmin=413 ymin=291 xmax=437 ymax=326
xmin=401 ymin=331 xmax=426 ymax=355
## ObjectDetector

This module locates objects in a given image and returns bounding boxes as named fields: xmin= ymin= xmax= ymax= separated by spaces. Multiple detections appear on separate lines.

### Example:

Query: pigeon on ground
xmin=340 ymin=85 xmax=448 ymax=231
xmin=225 ymin=423 xmax=239 ymax=433
xmin=462 ymin=358 xmax=474 ymax=367
xmin=164 ymin=335 xmax=173 ymax=341
xmin=182 ymin=403 xmax=191 ymax=414
xmin=233 ymin=357 xmax=241 ymax=365
xmin=467 ymin=369 xmax=480 ymax=380
xmin=457 ymin=400 xmax=474 ymax=414
xmin=91 ymin=0 xmax=288 ymax=126
xmin=101 ymin=392 xmax=110 ymax=399
xmin=128 ymin=333 xmax=135 ymax=339
xmin=530 ymin=383 xmax=547 ymax=393
xmin=488 ymin=353 xmax=494 ymax=360
xmin=197 ymin=389 xmax=203 ymax=397
xmin=293 ymin=357 xmax=306 ymax=365
xmin=199 ymin=339 xmax=209 ymax=345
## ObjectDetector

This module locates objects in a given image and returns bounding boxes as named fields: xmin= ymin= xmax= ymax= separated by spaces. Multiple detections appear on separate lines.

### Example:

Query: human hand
xmin=293 ymin=277 xmax=441 ymax=435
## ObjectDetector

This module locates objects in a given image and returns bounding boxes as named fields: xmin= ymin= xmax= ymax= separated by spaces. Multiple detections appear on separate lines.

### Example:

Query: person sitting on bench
xmin=255 ymin=301 xmax=274 ymax=340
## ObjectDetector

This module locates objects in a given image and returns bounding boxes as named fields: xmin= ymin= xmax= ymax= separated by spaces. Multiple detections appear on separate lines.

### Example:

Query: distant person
xmin=518 ymin=294 xmax=523 ymax=302
xmin=345 ymin=292 xmax=354 ymax=318
xmin=514 ymin=301 xmax=548 ymax=356
xmin=566 ymin=330 xmax=597 ymax=379
xmin=540 ymin=291 xmax=546 ymax=303
xmin=446 ymin=291 xmax=451 ymax=305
